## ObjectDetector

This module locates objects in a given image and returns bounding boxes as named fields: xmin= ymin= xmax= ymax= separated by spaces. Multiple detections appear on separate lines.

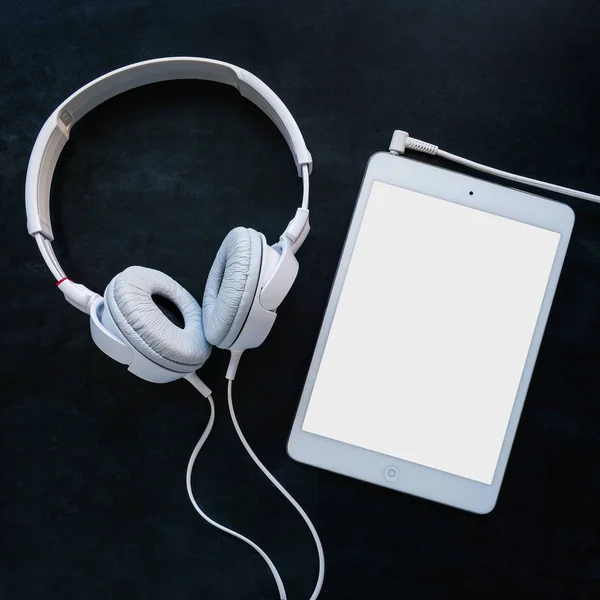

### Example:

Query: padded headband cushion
xmin=105 ymin=266 xmax=212 ymax=373
xmin=203 ymin=227 xmax=262 ymax=348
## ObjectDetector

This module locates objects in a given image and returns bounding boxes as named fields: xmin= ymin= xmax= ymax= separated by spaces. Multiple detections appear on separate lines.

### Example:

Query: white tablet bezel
xmin=288 ymin=152 xmax=574 ymax=514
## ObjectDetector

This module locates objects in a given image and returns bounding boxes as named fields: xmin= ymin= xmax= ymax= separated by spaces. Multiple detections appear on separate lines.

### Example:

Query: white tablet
xmin=288 ymin=152 xmax=574 ymax=514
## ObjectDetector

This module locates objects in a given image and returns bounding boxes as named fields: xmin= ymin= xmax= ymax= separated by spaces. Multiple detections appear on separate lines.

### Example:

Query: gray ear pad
xmin=105 ymin=266 xmax=212 ymax=373
xmin=202 ymin=227 xmax=263 ymax=348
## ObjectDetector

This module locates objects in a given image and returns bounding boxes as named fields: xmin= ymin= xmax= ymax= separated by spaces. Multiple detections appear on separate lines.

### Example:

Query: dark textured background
xmin=1 ymin=1 xmax=600 ymax=598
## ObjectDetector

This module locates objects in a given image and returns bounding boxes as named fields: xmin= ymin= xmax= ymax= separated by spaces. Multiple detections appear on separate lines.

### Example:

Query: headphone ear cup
xmin=105 ymin=266 xmax=212 ymax=373
xmin=203 ymin=227 xmax=263 ymax=349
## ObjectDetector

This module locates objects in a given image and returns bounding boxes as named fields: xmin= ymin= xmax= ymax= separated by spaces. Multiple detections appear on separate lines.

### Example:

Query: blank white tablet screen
xmin=302 ymin=181 xmax=561 ymax=484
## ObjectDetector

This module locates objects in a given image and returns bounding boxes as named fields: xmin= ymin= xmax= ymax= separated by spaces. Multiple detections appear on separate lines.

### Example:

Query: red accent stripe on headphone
xmin=56 ymin=277 xmax=70 ymax=287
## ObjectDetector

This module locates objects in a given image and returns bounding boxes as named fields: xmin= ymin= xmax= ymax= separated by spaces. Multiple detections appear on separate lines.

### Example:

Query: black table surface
xmin=1 ymin=1 xmax=599 ymax=599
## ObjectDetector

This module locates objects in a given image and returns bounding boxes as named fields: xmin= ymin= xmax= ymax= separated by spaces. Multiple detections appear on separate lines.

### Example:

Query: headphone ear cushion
xmin=105 ymin=266 xmax=212 ymax=372
xmin=203 ymin=227 xmax=262 ymax=348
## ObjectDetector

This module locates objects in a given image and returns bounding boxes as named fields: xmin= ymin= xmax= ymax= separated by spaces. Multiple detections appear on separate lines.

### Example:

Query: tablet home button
xmin=384 ymin=465 xmax=399 ymax=482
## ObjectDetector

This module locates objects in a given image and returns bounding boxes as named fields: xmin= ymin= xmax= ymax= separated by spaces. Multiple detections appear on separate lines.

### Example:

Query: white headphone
xmin=25 ymin=58 xmax=325 ymax=600
xmin=25 ymin=56 xmax=312 ymax=384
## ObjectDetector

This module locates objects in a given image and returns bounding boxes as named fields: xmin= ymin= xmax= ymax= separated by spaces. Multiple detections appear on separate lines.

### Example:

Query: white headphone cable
xmin=389 ymin=130 xmax=600 ymax=204
xmin=185 ymin=373 xmax=287 ymax=600
xmin=227 ymin=378 xmax=325 ymax=600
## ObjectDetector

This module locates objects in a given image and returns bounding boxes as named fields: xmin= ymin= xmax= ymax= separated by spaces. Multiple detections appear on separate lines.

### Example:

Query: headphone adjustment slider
xmin=281 ymin=208 xmax=310 ymax=254
xmin=57 ymin=279 xmax=102 ymax=314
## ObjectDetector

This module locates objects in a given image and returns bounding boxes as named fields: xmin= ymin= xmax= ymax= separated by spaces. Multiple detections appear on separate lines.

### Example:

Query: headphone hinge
xmin=280 ymin=208 xmax=310 ymax=254
xmin=58 ymin=279 xmax=101 ymax=314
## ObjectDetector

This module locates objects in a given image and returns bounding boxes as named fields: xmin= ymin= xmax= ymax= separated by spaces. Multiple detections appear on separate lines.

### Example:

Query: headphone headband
xmin=25 ymin=57 xmax=312 ymax=311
